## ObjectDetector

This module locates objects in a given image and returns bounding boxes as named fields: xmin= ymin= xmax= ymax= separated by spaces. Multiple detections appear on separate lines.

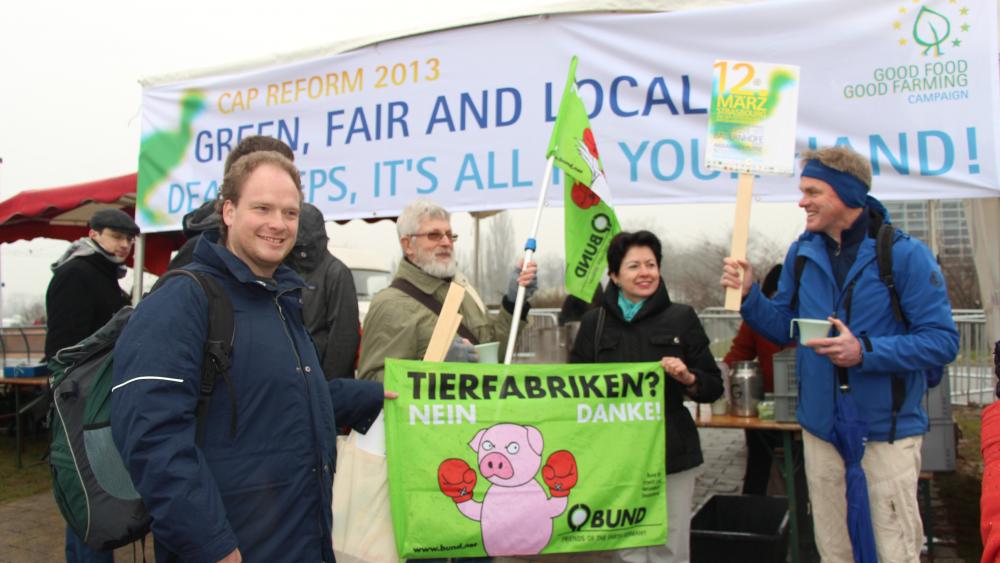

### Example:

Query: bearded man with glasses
xmin=358 ymin=198 xmax=538 ymax=382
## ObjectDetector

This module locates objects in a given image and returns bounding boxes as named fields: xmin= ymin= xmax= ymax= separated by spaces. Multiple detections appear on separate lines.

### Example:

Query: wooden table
xmin=695 ymin=411 xmax=804 ymax=563
xmin=0 ymin=376 xmax=51 ymax=469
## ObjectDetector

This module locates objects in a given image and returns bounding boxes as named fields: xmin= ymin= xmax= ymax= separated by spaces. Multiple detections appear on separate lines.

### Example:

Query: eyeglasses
xmin=411 ymin=231 xmax=458 ymax=243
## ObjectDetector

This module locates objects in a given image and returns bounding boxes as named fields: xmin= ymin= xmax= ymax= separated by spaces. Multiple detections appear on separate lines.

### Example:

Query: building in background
xmin=885 ymin=200 xmax=979 ymax=308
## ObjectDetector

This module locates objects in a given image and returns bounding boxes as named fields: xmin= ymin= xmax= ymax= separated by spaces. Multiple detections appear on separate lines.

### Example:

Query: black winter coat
xmin=284 ymin=204 xmax=360 ymax=380
xmin=571 ymin=281 xmax=723 ymax=474
xmin=45 ymin=253 xmax=129 ymax=359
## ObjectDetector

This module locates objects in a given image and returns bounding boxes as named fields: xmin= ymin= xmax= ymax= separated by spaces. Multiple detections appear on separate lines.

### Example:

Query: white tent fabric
xmin=139 ymin=0 xmax=769 ymax=87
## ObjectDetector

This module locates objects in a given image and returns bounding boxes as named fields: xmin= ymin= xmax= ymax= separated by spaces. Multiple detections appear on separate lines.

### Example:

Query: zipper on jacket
xmin=273 ymin=288 xmax=328 ymax=542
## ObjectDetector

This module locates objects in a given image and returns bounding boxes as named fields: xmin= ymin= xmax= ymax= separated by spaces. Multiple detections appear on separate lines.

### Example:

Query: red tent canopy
xmin=0 ymin=173 xmax=184 ymax=274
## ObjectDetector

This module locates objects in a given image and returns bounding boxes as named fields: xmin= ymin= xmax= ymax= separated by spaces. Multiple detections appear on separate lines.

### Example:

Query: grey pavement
xmin=0 ymin=427 xmax=964 ymax=562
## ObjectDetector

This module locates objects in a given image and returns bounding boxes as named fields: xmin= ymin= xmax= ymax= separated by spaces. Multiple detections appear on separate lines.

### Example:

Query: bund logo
xmin=893 ymin=1 xmax=971 ymax=57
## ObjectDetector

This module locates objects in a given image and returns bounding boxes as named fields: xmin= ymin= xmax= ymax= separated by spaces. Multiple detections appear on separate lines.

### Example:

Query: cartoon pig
xmin=437 ymin=423 xmax=578 ymax=556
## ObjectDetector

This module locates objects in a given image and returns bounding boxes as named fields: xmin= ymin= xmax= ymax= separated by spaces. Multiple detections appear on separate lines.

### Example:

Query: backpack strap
xmin=152 ymin=270 xmax=236 ymax=444
xmin=874 ymin=224 xmax=909 ymax=442
xmin=888 ymin=376 xmax=906 ymax=444
xmin=390 ymin=278 xmax=479 ymax=345
xmin=876 ymin=224 xmax=908 ymax=327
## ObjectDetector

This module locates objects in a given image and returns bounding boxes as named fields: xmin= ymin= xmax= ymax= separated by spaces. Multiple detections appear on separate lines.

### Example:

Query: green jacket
xmin=358 ymin=259 xmax=524 ymax=382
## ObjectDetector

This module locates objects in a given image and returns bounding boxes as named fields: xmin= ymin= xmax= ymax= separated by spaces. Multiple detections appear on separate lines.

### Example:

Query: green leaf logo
xmin=912 ymin=6 xmax=951 ymax=56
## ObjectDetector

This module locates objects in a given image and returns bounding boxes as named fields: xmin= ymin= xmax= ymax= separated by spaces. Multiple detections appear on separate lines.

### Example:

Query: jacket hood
xmin=51 ymin=237 xmax=127 ymax=278
xmin=602 ymin=279 xmax=672 ymax=324
xmin=181 ymin=200 xmax=220 ymax=238
xmin=284 ymin=203 xmax=329 ymax=273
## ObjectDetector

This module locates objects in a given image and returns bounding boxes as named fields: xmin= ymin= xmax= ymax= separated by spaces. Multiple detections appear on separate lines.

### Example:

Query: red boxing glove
xmin=438 ymin=458 xmax=477 ymax=503
xmin=542 ymin=450 xmax=578 ymax=497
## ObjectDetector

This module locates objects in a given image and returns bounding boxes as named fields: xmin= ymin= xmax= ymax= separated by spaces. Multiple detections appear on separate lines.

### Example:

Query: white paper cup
xmin=474 ymin=341 xmax=500 ymax=364
xmin=790 ymin=318 xmax=832 ymax=345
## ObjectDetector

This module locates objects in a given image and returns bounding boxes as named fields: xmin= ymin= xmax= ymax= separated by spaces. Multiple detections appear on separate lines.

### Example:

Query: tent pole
xmin=131 ymin=234 xmax=146 ymax=305
xmin=473 ymin=215 xmax=480 ymax=288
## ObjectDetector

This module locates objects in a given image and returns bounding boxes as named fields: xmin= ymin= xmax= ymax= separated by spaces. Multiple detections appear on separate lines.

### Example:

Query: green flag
xmin=547 ymin=56 xmax=621 ymax=302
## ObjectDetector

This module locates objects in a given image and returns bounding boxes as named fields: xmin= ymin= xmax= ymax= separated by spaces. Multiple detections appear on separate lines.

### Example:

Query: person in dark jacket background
xmin=45 ymin=207 xmax=139 ymax=562
xmin=571 ymin=230 xmax=722 ymax=563
xmin=166 ymin=135 xmax=294 ymax=271
xmin=45 ymin=208 xmax=139 ymax=360
xmin=284 ymin=203 xmax=360 ymax=379
xmin=111 ymin=151 xmax=390 ymax=562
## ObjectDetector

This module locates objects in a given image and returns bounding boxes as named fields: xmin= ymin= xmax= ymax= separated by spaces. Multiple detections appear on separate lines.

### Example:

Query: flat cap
xmin=90 ymin=208 xmax=140 ymax=236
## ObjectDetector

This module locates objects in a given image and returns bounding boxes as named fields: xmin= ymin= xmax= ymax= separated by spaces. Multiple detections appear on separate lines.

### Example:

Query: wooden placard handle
xmin=724 ymin=173 xmax=754 ymax=311
xmin=423 ymin=283 xmax=466 ymax=361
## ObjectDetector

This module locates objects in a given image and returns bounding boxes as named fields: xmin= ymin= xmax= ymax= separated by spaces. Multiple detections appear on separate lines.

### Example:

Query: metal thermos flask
xmin=729 ymin=361 xmax=764 ymax=417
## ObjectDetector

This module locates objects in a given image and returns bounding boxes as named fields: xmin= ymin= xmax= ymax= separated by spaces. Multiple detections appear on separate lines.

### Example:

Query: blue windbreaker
xmin=111 ymin=235 xmax=383 ymax=562
xmin=740 ymin=225 xmax=958 ymax=442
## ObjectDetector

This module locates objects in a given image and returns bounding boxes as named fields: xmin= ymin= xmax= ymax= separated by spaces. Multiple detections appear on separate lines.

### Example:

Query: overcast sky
xmin=0 ymin=0 xmax=804 ymax=315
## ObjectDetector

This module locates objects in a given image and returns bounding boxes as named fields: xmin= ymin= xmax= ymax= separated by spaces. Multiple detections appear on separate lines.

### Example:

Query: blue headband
xmin=801 ymin=159 xmax=869 ymax=209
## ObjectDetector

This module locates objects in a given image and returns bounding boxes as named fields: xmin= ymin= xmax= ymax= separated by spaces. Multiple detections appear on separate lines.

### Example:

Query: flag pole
xmin=504 ymin=155 xmax=555 ymax=365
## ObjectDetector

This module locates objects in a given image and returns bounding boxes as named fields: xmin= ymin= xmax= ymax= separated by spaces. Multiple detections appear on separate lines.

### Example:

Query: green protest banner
xmin=384 ymin=359 xmax=667 ymax=559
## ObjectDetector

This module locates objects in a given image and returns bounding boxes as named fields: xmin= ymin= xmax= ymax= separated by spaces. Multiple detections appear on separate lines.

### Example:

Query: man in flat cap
xmin=45 ymin=207 xmax=140 ymax=561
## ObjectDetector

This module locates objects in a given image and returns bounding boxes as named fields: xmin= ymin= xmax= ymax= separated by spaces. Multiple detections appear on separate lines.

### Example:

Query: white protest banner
xmin=137 ymin=0 xmax=1000 ymax=232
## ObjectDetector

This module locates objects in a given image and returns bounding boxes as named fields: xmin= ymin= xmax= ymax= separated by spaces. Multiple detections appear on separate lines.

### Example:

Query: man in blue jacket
xmin=721 ymin=146 xmax=958 ymax=562
xmin=112 ymin=150 xmax=390 ymax=562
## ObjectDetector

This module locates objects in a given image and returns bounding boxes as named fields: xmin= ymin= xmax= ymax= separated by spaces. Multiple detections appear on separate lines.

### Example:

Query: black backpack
xmin=49 ymin=269 xmax=235 ymax=550
xmin=790 ymin=222 xmax=946 ymax=442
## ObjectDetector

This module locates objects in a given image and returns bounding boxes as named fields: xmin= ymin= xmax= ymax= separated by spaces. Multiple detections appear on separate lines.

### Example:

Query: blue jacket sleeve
xmin=862 ymin=240 xmax=960 ymax=372
xmin=328 ymin=378 xmax=384 ymax=433
xmin=739 ymin=245 xmax=799 ymax=346
xmin=110 ymin=278 xmax=238 ymax=562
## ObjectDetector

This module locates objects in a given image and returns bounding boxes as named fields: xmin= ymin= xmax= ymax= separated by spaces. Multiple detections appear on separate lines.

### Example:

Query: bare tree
xmin=940 ymin=256 xmax=981 ymax=309
xmin=479 ymin=212 xmax=517 ymax=304
xmin=8 ymin=296 xmax=46 ymax=324
xmin=662 ymin=230 xmax=788 ymax=311
xmin=530 ymin=256 xmax=569 ymax=308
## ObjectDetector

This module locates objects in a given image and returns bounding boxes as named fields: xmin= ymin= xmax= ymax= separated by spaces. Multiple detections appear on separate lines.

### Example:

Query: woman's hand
xmin=660 ymin=356 xmax=696 ymax=386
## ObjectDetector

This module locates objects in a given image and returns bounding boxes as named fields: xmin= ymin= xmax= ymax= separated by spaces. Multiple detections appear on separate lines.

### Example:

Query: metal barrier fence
xmin=949 ymin=310 xmax=994 ymax=405
xmin=513 ymin=307 xmax=996 ymax=406
xmin=16 ymin=308 xmax=999 ymax=404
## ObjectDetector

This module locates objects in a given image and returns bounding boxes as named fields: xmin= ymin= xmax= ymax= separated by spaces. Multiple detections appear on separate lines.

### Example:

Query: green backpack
xmin=49 ymin=269 xmax=235 ymax=550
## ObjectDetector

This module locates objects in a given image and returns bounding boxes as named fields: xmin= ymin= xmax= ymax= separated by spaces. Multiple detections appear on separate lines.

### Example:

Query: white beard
xmin=413 ymin=247 xmax=457 ymax=278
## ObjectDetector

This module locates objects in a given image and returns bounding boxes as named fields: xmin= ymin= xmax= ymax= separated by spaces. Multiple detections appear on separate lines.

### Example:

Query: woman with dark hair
xmin=723 ymin=264 xmax=796 ymax=495
xmin=570 ymin=230 xmax=723 ymax=563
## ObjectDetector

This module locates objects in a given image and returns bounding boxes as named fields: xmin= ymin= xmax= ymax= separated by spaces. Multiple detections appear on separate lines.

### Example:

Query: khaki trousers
xmin=802 ymin=430 xmax=924 ymax=563
xmin=612 ymin=466 xmax=699 ymax=563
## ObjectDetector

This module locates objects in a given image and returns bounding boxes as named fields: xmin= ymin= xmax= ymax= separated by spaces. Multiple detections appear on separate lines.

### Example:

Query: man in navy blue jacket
xmin=721 ymin=146 xmax=958 ymax=562
xmin=112 ymin=150 xmax=389 ymax=562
